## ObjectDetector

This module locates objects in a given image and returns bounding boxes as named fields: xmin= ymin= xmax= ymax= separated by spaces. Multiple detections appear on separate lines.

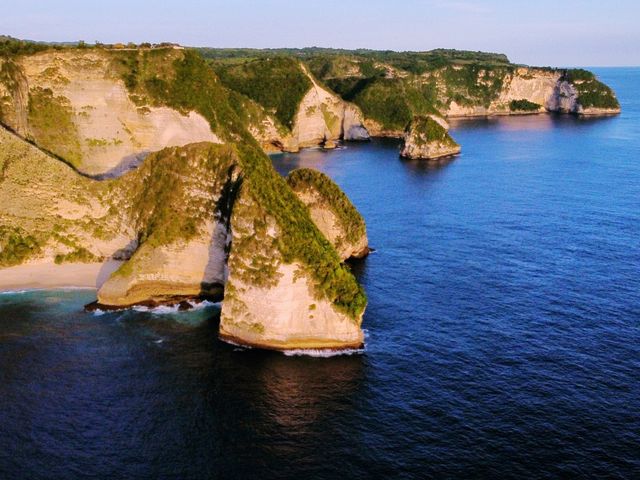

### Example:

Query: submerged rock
xmin=400 ymin=116 xmax=461 ymax=160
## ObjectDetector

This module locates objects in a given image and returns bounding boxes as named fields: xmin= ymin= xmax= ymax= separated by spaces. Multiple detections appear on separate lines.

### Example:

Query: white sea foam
xmin=1 ymin=287 xmax=94 ymax=295
xmin=219 ymin=337 xmax=252 ymax=349
xmin=283 ymin=347 xmax=365 ymax=357
xmin=134 ymin=300 xmax=221 ymax=315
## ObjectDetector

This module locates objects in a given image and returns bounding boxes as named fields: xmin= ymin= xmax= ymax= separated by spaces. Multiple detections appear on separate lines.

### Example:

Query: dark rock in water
xmin=84 ymin=291 xmax=223 ymax=313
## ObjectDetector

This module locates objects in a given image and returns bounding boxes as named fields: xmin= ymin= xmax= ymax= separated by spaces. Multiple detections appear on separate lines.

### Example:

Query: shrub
xmin=509 ymin=99 xmax=541 ymax=111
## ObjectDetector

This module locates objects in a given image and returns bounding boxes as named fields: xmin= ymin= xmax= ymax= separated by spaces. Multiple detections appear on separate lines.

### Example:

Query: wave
xmin=92 ymin=300 xmax=221 ymax=316
xmin=132 ymin=300 xmax=221 ymax=315
xmin=0 ymin=286 xmax=95 ymax=295
xmin=283 ymin=347 xmax=365 ymax=357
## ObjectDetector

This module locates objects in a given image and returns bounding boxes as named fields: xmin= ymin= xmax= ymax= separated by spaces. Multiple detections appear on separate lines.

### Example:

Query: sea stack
xmin=400 ymin=116 xmax=461 ymax=160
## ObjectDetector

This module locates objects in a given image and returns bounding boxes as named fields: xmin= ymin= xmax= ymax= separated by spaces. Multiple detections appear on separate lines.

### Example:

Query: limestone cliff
xmin=286 ymin=168 xmax=369 ymax=260
xmin=446 ymin=67 xmax=621 ymax=117
xmin=400 ymin=116 xmax=461 ymax=160
xmin=0 ymin=49 xmax=220 ymax=175
xmin=290 ymin=65 xmax=369 ymax=149
xmin=1 ymin=121 xmax=367 ymax=351
xmin=98 ymin=142 xmax=367 ymax=349
xmin=213 ymin=57 xmax=370 ymax=152
xmin=300 ymin=51 xmax=620 ymax=141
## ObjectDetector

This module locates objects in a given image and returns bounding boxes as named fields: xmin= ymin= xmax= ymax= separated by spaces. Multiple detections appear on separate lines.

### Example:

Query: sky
xmin=1 ymin=0 xmax=638 ymax=67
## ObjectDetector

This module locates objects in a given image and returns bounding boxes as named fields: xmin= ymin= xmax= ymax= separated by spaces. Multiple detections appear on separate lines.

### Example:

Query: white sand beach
xmin=0 ymin=260 xmax=123 ymax=292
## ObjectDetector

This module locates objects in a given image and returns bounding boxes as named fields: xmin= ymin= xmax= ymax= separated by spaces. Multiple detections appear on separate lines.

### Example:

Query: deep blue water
xmin=1 ymin=68 xmax=639 ymax=479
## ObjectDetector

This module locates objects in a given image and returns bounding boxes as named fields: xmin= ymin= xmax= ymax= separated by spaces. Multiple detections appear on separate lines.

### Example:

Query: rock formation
xmin=213 ymin=57 xmax=370 ymax=153
xmin=286 ymin=168 xmax=369 ymax=260
xmin=400 ymin=116 xmax=461 ymax=160
xmin=0 ymin=124 xmax=367 ymax=350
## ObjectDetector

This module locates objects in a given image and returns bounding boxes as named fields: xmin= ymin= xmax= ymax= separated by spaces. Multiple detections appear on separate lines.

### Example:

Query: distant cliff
xmin=202 ymin=48 xmax=620 ymax=158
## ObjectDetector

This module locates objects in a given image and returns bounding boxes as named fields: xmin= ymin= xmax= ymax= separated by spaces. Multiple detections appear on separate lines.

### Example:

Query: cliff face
xmin=300 ymin=52 xmax=620 ymax=140
xmin=213 ymin=57 xmax=370 ymax=152
xmin=0 ymin=125 xmax=129 ymax=268
xmin=286 ymin=168 xmax=369 ymax=260
xmin=0 ymin=122 xmax=367 ymax=350
xmin=447 ymin=68 xmax=620 ymax=117
xmin=291 ymin=65 xmax=369 ymax=149
xmin=220 ymin=176 xmax=364 ymax=350
xmin=400 ymin=116 xmax=461 ymax=160
xmin=99 ymin=142 xmax=367 ymax=349
xmin=0 ymin=50 xmax=219 ymax=175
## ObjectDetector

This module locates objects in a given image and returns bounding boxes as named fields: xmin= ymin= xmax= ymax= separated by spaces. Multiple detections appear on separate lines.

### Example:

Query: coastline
xmin=0 ymin=260 xmax=123 ymax=292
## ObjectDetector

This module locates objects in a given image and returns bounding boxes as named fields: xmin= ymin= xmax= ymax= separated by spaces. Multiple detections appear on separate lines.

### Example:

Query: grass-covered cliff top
xmin=286 ymin=168 xmax=367 ymax=245
xmin=564 ymin=69 xmax=620 ymax=110
xmin=408 ymin=116 xmax=459 ymax=148
xmin=212 ymin=57 xmax=312 ymax=129
xmin=198 ymin=47 xmax=511 ymax=69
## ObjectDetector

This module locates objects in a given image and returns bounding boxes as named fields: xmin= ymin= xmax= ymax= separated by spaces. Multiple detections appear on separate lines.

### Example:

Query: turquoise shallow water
xmin=1 ymin=68 xmax=639 ymax=479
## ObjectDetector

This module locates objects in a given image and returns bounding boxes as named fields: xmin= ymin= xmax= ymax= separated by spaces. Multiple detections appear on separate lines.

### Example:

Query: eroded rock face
xmin=96 ymin=142 xmax=240 ymax=306
xmin=241 ymin=63 xmax=371 ymax=153
xmin=290 ymin=65 xmax=370 ymax=149
xmin=400 ymin=116 xmax=461 ymax=160
xmin=220 ymin=184 xmax=364 ymax=350
xmin=90 ymin=142 xmax=367 ymax=350
xmin=286 ymin=168 xmax=369 ymax=261
xmin=220 ymin=262 xmax=364 ymax=350
xmin=446 ymin=68 xmax=621 ymax=117
xmin=0 ymin=125 xmax=132 ymax=269
xmin=0 ymin=50 xmax=220 ymax=175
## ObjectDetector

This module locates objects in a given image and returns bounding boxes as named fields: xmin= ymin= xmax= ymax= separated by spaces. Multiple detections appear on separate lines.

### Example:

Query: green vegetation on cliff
xmin=509 ymin=99 xmax=541 ymax=111
xmin=27 ymin=87 xmax=82 ymax=167
xmin=286 ymin=168 xmax=366 ymax=245
xmin=350 ymin=77 xmax=439 ymax=131
xmin=118 ymin=142 xmax=238 ymax=249
xmin=235 ymin=144 xmax=367 ymax=319
xmin=213 ymin=57 xmax=312 ymax=129
xmin=0 ymin=37 xmax=50 ymax=58
xmin=409 ymin=116 xmax=458 ymax=148
xmin=0 ymin=227 xmax=42 ymax=267
xmin=565 ymin=69 xmax=619 ymax=110
xmin=305 ymin=55 xmax=514 ymax=128
xmin=111 ymin=48 xmax=251 ymax=143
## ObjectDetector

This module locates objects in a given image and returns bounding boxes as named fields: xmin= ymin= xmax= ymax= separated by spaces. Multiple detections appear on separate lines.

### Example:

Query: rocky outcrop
xmin=220 ymin=261 xmax=364 ymax=350
xmin=1 ymin=122 xmax=367 ymax=350
xmin=446 ymin=67 xmax=620 ymax=118
xmin=288 ymin=65 xmax=370 ymax=149
xmin=96 ymin=143 xmax=238 ymax=306
xmin=400 ymin=116 xmax=461 ymax=160
xmin=220 ymin=177 xmax=364 ymax=350
xmin=286 ymin=168 xmax=369 ymax=260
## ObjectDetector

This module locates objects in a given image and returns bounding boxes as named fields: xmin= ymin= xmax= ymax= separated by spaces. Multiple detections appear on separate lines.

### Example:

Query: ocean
xmin=1 ymin=68 xmax=638 ymax=479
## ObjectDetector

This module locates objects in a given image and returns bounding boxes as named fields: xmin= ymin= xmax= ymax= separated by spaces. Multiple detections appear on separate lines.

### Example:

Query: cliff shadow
xmin=92 ymin=151 xmax=150 ymax=180
xmin=199 ymin=165 xmax=243 ymax=301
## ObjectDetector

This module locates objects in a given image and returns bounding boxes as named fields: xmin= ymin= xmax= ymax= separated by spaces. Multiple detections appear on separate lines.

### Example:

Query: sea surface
xmin=1 ymin=68 xmax=639 ymax=479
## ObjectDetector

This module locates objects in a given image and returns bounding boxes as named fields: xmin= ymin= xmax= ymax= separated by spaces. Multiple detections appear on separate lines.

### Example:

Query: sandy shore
xmin=0 ymin=260 xmax=123 ymax=292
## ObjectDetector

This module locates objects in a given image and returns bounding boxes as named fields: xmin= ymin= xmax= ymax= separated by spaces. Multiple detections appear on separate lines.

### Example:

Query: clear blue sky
xmin=2 ymin=0 xmax=638 ymax=66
